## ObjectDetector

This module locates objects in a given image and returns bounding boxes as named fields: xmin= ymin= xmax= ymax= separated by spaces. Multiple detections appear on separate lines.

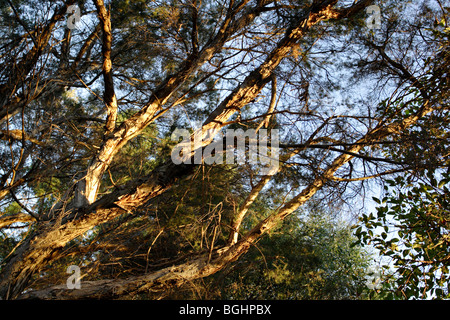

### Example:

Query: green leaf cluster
xmin=354 ymin=169 xmax=450 ymax=299
xmin=216 ymin=209 xmax=372 ymax=300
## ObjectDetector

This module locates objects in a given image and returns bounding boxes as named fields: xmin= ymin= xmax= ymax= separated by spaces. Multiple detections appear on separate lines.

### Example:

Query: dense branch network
xmin=0 ymin=0 xmax=447 ymax=299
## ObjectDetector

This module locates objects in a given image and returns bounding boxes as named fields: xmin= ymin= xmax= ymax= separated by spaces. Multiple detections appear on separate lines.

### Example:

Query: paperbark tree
xmin=0 ymin=0 xmax=447 ymax=299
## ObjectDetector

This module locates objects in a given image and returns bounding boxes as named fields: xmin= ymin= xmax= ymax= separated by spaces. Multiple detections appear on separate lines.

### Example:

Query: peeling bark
xmin=0 ymin=213 xmax=35 ymax=229
xmin=94 ymin=0 xmax=118 ymax=135
xmin=77 ymin=1 xmax=272 ymax=207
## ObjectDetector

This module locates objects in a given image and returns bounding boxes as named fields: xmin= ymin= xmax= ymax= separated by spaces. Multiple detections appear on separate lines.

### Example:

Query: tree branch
xmin=93 ymin=0 xmax=118 ymax=134
xmin=9 ymin=190 xmax=38 ymax=220
xmin=0 ymin=213 xmax=35 ymax=230
xmin=279 ymin=143 xmax=406 ymax=165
